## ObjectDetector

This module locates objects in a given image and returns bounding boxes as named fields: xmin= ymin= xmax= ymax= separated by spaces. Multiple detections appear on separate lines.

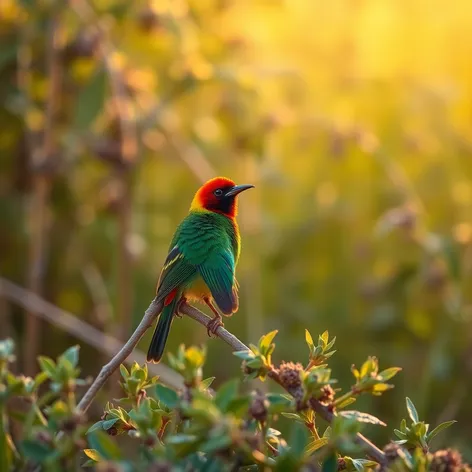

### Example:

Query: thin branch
xmin=179 ymin=302 xmax=249 ymax=352
xmin=76 ymin=297 xmax=164 ymax=413
xmin=0 ymin=278 xmax=182 ymax=391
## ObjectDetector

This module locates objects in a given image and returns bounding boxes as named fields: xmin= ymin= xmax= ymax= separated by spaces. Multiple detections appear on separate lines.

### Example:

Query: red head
xmin=190 ymin=177 xmax=254 ymax=218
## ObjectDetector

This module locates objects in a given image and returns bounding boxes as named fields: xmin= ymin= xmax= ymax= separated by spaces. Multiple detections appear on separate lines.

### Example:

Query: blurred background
xmin=1 ymin=0 xmax=472 ymax=456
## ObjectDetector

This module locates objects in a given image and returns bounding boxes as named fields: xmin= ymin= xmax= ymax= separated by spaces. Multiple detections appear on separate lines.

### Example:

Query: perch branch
xmin=179 ymin=302 xmax=249 ymax=352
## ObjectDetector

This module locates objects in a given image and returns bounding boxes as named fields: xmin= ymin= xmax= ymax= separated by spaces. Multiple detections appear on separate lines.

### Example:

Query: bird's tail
xmin=147 ymin=296 xmax=179 ymax=363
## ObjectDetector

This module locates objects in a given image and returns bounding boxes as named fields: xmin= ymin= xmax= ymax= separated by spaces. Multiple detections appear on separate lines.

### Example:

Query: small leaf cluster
xmin=234 ymin=330 xmax=278 ymax=380
xmin=0 ymin=339 xmax=88 ymax=471
xmin=393 ymin=397 xmax=456 ymax=452
xmin=0 ymin=330 xmax=467 ymax=472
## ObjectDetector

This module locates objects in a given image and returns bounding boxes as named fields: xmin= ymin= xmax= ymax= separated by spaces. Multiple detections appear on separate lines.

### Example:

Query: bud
xmin=278 ymin=361 xmax=303 ymax=389
xmin=249 ymin=390 xmax=269 ymax=422
xmin=430 ymin=449 xmax=470 ymax=472
xmin=317 ymin=385 xmax=335 ymax=405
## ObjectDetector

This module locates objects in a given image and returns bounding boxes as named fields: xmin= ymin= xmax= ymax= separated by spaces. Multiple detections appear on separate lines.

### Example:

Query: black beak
xmin=225 ymin=184 xmax=255 ymax=197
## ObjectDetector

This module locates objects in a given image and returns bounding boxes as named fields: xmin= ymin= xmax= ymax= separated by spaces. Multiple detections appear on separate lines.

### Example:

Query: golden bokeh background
xmin=1 ymin=0 xmax=471 ymax=455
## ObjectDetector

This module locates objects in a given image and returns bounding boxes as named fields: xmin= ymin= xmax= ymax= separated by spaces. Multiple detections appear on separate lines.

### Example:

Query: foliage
xmin=1 ymin=333 xmax=467 ymax=471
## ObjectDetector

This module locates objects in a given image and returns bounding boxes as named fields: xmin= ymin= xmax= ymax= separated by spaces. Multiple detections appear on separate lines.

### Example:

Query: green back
xmin=156 ymin=210 xmax=240 ymax=314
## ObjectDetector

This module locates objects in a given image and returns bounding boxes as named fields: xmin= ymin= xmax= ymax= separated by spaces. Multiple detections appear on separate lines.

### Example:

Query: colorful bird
xmin=147 ymin=177 xmax=254 ymax=363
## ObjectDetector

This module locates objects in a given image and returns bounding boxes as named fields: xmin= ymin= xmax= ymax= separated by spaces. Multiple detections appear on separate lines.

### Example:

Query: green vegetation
xmin=0 ymin=334 xmax=467 ymax=471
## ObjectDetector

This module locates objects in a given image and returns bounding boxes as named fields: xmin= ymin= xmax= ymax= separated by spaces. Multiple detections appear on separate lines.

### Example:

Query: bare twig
xmin=179 ymin=302 xmax=249 ymax=352
xmin=0 ymin=278 xmax=182 ymax=391
xmin=76 ymin=297 xmax=164 ymax=412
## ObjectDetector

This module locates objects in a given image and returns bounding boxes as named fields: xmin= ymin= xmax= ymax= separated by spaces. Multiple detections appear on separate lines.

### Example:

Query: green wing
xmin=198 ymin=248 xmax=238 ymax=314
xmin=156 ymin=245 xmax=196 ymax=302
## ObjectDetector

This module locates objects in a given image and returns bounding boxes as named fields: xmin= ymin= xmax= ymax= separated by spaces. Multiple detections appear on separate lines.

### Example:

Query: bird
xmin=146 ymin=176 xmax=254 ymax=363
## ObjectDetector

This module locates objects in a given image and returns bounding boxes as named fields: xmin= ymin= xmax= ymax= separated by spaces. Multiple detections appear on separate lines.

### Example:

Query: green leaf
xmin=322 ymin=453 xmax=338 ymax=472
xmin=200 ymin=377 xmax=215 ymax=390
xmin=290 ymin=423 xmax=308 ymax=456
xmin=86 ymin=421 xmax=104 ymax=434
xmin=167 ymin=434 xmax=199 ymax=445
xmin=351 ymin=458 xmax=378 ymax=471
xmin=378 ymin=367 xmax=402 ymax=381
xmin=259 ymin=330 xmax=278 ymax=352
xmin=427 ymin=420 xmax=457 ymax=443
xmin=320 ymin=331 xmax=329 ymax=348
xmin=267 ymin=393 xmax=292 ymax=412
xmin=406 ymin=397 xmax=419 ymax=424
xmin=74 ymin=68 xmax=107 ymax=130
xmin=394 ymin=429 xmax=407 ymax=439
xmin=201 ymin=435 xmax=232 ymax=453
xmin=281 ymin=413 xmax=302 ymax=422
xmin=83 ymin=449 xmax=102 ymax=462
xmin=339 ymin=410 xmax=386 ymax=426
xmin=233 ymin=350 xmax=253 ymax=360
xmin=87 ymin=431 xmax=122 ymax=460
xmin=215 ymin=379 xmax=239 ymax=411
xmin=155 ymin=384 xmax=179 ymax=409
xmin=305 ymin=330 xmax=314 ymax=350
xmin=305 ymin=437 xmax=329 ymax=455
xmin=352 ymin=459 xmax=378 ymax=470
xmin=60 ymin=346 xmax=80 ymax=368
xmin=119 ymin=364 xmax=129 ymax=379
xmin=102 ymin=418 xmax=119 ymax=431
xmin=38 ymin=356 xmax=56 ymax=377
xmin=336 ymin=397 xmax=357 ymax=409
xmin=21 ymin=440 xmax=54 ymax=462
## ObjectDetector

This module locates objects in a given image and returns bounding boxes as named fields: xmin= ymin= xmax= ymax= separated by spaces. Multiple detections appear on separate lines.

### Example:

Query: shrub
xmin=0 ymin=330 xmax=466 ymax=471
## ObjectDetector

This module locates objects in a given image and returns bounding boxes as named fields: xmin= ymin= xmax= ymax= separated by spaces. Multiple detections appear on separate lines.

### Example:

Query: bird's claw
xmin=174 ymin=298 xmax=187 ymax=318
xmin=207 ymin=316 xmax=223 ymax=337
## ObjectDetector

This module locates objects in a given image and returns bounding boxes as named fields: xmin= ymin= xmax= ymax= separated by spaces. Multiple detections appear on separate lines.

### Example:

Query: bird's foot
xmin=207 ymin=315 xmax=224 ymax=337
xmin=173 ymin=298 xmax=187 ymax=319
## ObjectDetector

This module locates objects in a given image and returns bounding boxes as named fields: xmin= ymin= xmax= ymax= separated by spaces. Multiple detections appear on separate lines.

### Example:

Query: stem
xmin=333 ymin=390 xmax=355 ymax=408
xmin=76 ymin=298 xmax=164 ymax=413
xmin=157 ymin=417 xmax=170 ymax=441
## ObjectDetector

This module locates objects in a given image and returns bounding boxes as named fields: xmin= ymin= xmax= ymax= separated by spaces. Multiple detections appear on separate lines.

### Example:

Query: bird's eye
xmin=214 ymin=188 xmax=224 ymax=197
